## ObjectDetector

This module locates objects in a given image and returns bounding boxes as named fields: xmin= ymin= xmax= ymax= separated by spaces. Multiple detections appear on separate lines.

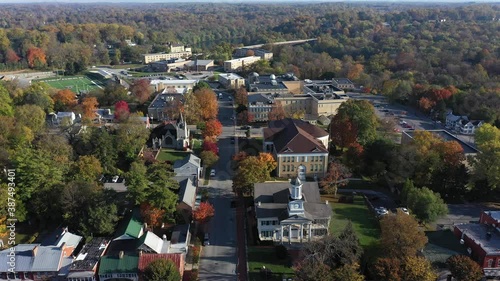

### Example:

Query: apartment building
xmin=234 ymin=48 xmax=273 ymax=60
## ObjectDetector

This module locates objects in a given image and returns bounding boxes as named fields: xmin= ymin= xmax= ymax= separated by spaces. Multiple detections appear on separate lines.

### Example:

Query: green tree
xmin=294 ymin=262 xmax=333 ymax=281
xmin=200 ymin=150 xmax=219 ymax=168
xmin=471 ymin=124 xmax=500 ymax=190
xmin=143 ymin=259 xmax=181 ymax=281
xmin=447 ymin=255 xmax=483 ymax=281
xmin=193 ymin=80 xmax=211 ymax=92
xmin=81 ymin=201 xmax=119 ymax=236
xmin=116 ymin=117 xmax=150 ymax=163
xmin=380 ymin=212 xmax=428 ymax=257
xmin=126 ymin=161 xmax=149 ymax=205
xmin=402 ymin=256 xmax=437 ymax=281
xmin=15 ymin=104 xmax=46 ymax=134
xmin=233 ymin=154 xmax=277 ymax=194
xmin=0 ymin=84 xmax=14 ymax=116
xmin=407 ymin=186 xmax=448 ymax=224
xmin=72 ymin=155 xmax=103 ymax=183
xmin=21 ymin=82 xmax=54 ymax=113
xmin=334 ymin=99 xmax=378 ymax=145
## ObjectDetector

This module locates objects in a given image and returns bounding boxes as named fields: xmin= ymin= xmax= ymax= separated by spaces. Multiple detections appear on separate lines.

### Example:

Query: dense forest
xmin=0 ymin=3 xmax=498 ymax=123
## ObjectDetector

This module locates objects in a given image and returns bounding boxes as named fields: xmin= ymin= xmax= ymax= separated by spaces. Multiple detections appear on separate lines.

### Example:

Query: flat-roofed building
xmin=143 ymin=51 xmax=192 ymax=64
xmin=149 ymin=79 xmax=198 ymax=93
xmin=218 ymin=73 xmax=245 ymax=89
xmin=185 ymin=59 xmax=215 ymax=71
xmin=234 ymin=48 xmax=273 ymax=60
xmin=224 ymin=56 xmax=261 ymax=72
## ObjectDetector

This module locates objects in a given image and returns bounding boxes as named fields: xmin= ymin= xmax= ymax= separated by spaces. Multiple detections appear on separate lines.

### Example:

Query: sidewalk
xmin=236 ymin=193 xmax=248 ymax=281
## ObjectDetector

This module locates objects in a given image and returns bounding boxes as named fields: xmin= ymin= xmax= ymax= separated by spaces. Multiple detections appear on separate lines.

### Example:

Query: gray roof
xmin=185 ymin=60 xmax=213 ymax=66
xmin=0 ymin=245 xmax=37 ymax=272
xmin=55 ymin=231 xmax=83 ymax=248
xmin=455 ymin=223 xmax=500 ymax=255
xmin=332 ymin=78 xmax=354 ymax=85
xmin=486 ymin=211 xmax=500 ymax=222
xmin=31 ymin=246 xmax=64 ymax=272
xmin=254 ymin=181 xmax=331 ymax=220
xmin=178 ymin=178 xmax=196 ymax=209
xmin=173 ymin=154 xmax=201 ymax=170
xmin=248 ymin=93 xmax=274 ymax=105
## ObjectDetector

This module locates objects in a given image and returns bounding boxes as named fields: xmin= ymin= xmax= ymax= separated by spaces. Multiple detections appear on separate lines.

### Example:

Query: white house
xmin=254 ymin=178 xmax=332 ymax=244
xmin=445 ymin=112 xmax=483 ymax=135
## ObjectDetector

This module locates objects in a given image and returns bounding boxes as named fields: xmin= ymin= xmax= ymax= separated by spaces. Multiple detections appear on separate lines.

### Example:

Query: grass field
xmin=155 ymin=149 xmax=190 ymax=163
xmin=248 ymin=247 xmax=294 ymax=281
xmin=37 ymin=75 xmax=103 ymax=92
xmin=324 ymin=195 xmax=380 ymax=247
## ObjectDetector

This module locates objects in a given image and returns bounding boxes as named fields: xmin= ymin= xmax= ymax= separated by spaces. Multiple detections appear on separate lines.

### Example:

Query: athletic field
xmin=36 ymin=76 xmax=104 ymax=92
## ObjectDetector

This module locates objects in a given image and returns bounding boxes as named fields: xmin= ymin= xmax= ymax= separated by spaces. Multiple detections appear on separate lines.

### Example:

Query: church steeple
xmin=290 ymin=177 xmax=302 ymax=200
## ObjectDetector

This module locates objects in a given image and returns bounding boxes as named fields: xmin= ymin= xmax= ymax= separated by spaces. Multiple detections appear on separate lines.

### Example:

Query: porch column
xmin=288 ymin=224 xmax=292 ymax=245
xmin=308 ymin=223 xmax=312 ymax=241
xmin=300 ymin=224 xmax=304 ymax=243
xmin=280 ymin=225 xmax=283 ymax=244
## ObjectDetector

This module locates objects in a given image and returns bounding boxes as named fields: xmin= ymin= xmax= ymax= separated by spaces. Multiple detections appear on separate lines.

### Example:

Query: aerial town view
xmin=0 ymin=1 xmax=499 ymax=281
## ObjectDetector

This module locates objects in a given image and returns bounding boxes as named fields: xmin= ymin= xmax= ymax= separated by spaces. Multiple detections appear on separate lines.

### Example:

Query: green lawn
xmin=327 ymin=195 xmax=380 ymax=247
xmin=156 ymin=149 xmax=189 ymax=163
xmin=36 ymin=75 xmax=102 ymax=91
xmin=248 ymin=247 xmax=294 ymax=281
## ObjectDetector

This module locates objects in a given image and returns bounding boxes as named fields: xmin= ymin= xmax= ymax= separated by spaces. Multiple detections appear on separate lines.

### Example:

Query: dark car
xmin=230 ymin=136 xmax=235 ymax=144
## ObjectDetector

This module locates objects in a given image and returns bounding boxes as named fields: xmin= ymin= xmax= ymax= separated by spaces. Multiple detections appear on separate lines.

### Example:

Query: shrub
xmin=275 ymin=245 xmax=288 ymax=260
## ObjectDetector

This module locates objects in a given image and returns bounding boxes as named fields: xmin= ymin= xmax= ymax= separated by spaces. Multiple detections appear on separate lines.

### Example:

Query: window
xmin=291 ymin=165 xmax=295 ymax=172
xmin=310 ymin=164 xmax=314 ymax=171
xmin=488 ymin=259 xmax=493 ymax=267
xmin=282 ymin=165 xmax=286 ymax=172
xmin=292 ymin=157 xmax=295 ymax=162
xmin=301 ymin=156 xmax=305 ymax=162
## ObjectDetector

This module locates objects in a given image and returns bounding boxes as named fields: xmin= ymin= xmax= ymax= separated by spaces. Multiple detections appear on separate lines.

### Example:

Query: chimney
xmin=119 ymin=251 xmax=124 ymax=259
xmin=143 ymin=223 xmax=148 ymax=231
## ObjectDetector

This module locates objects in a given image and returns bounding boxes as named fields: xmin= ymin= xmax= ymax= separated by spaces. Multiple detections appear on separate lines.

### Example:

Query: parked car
xmin=210 ymin=169 xmax=216 ymax=177
xmin=203 ymin=233 xmax=210 ymax=246
xmin=399 ymin=207 xmax=410 ymax=215
xmin=241 ymin=125 xmax=251 ymax=130
xmin=230 ymin=136 xmax=235 ymax=144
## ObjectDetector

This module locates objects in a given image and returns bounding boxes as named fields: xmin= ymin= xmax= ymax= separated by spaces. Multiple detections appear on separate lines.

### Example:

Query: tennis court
xmin=36 ymin=76 xmax=103 ymax=92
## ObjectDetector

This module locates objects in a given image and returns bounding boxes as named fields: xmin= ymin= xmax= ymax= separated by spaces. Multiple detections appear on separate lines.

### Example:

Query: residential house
xmin=95 ymin=108 xmax=114 ymax=124
xmin=218 ymin=73 xmax=245 ymax=90
xmin=263 ymin=118 xmax=329 ymax=179
xmin=149 ymin=115 xmax=190 ymax=150
xmin=66 ymin=237 xmax=109 ymax=281
xmin=223 ymin=56 xmax=261 ymax=72
xmin=0 ymin=229 xmax=82 ymax=281
xmin=454 ymin=211 xmax=500 ymax=277
xmin=47 ymin=112 xmax=78 ymax=126
xmin=445 ymin=112 xmax=484 ymax=135
xmin=176 ymin=178 xmax=197 ymax=224
xmin=147 ymin=92 xmax=185 ymax=121
xmin=332 ymin=78 xmax=355 ymax=90
xmin=254 ymin=177 xmax=332 ymax=243
xmin=98 ymin=209 xmax=188 ymax=281
xmin=173 ymin=154 xmax=202 ymax=183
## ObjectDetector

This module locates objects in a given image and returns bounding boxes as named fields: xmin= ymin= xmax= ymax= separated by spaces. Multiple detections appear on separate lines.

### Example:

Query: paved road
xmin=199 ymin=94 xmax=241 ymax=281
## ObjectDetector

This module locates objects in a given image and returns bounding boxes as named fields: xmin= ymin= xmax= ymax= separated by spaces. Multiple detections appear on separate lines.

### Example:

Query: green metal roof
xmin=98 ymin=254 xmax=139 ymax=274
xmin=115 ymin=208 xmax=143 ymax=239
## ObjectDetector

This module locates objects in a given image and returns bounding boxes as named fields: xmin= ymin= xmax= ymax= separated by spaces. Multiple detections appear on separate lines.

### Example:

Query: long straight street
xmin=198 ymin=92 xmax=245 ymax=281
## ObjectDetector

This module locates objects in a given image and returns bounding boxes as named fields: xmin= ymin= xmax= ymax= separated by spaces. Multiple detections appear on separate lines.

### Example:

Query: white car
xmin=210 ymin=169 xmax=216 ymax=177
xmin=399 ymin=207 xmax=410 ymax=215
xmin=203 ymin=233 xmax=210 ymax=246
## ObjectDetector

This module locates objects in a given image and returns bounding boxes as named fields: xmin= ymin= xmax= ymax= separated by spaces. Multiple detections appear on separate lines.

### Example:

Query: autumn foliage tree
xmin=320 ymin=161 xmax=352 ymax=196
xmin=330 ymin=115 xmax=359 ymax=149
xmin=81 ymin=96 xmax=98 ymax=120
xmin=5 ymin=49 xmax=20 ymax=63
xmin=131 ymin=79 xmax=151 ymax=104
xmin=26 ymin=47 xmax=47 ymax=69
xmin=235 ymin=86 xmax=248 ymax=106
xmin=447 ymin=255 xmax=483 ymax=281
xmin=194 ymin=88 xmax=218 ymax=121
xmin=200 ymin=150 xmax=219 ymax=168
xmin=268 ymin=101 xmax=286 ymax=121
xmin=372 ymin=256 xmax=437 ymax=281
xmin=192 ymin=202 xmax=215 ymax=222
xmin=52 ymin=89 xmax=77 ymax=111
xmin=380 ymin=212 xmax=428 ymax=257
xmin=114 ymin=100 xmax=130 ymax=121
xmin=233 ymin=153 xmax=277 ymax=194
xmin=202 ymin=140 xmax=218 ymax=155
xmin=202 ymin=119 xmax=223 ymax=139
xmin=140 ymin=202 xmax=166 ymax=229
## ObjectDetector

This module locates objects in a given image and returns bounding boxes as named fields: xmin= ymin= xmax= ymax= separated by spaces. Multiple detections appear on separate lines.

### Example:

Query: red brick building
xmin=454 ymin=211 xmax=500 ymax=277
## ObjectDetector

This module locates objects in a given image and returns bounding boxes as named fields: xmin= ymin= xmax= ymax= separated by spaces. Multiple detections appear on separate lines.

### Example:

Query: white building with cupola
xmin=253 ymin=177 xmax=332 ymax=244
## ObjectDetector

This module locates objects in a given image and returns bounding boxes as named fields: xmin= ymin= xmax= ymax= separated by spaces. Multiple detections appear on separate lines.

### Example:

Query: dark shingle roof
xmin=264 ymin=119 xmax=328 ymax=154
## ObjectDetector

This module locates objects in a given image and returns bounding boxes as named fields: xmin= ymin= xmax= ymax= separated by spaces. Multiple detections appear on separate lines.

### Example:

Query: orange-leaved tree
xmin=131 ymin=79 xmax=151 ymax=104
xmin=193 ymin=202 xmax=215 ymax=223
xmin=26 ymin=47 xmax=47 ymax=69
xmin=268 ymin=101 xmax=286 ymax=121
xmin=203 ymin=119 xmax=223 ymax=139
xmin=140 ymin=202 xmax=166 ymax=229
xmin=52 ymin=89 xmax=78 ymax=110
xmin=194 ymin=88 xmax=218 ymax=121
xmin=81 ymin=96 xmax=99 ymax=120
